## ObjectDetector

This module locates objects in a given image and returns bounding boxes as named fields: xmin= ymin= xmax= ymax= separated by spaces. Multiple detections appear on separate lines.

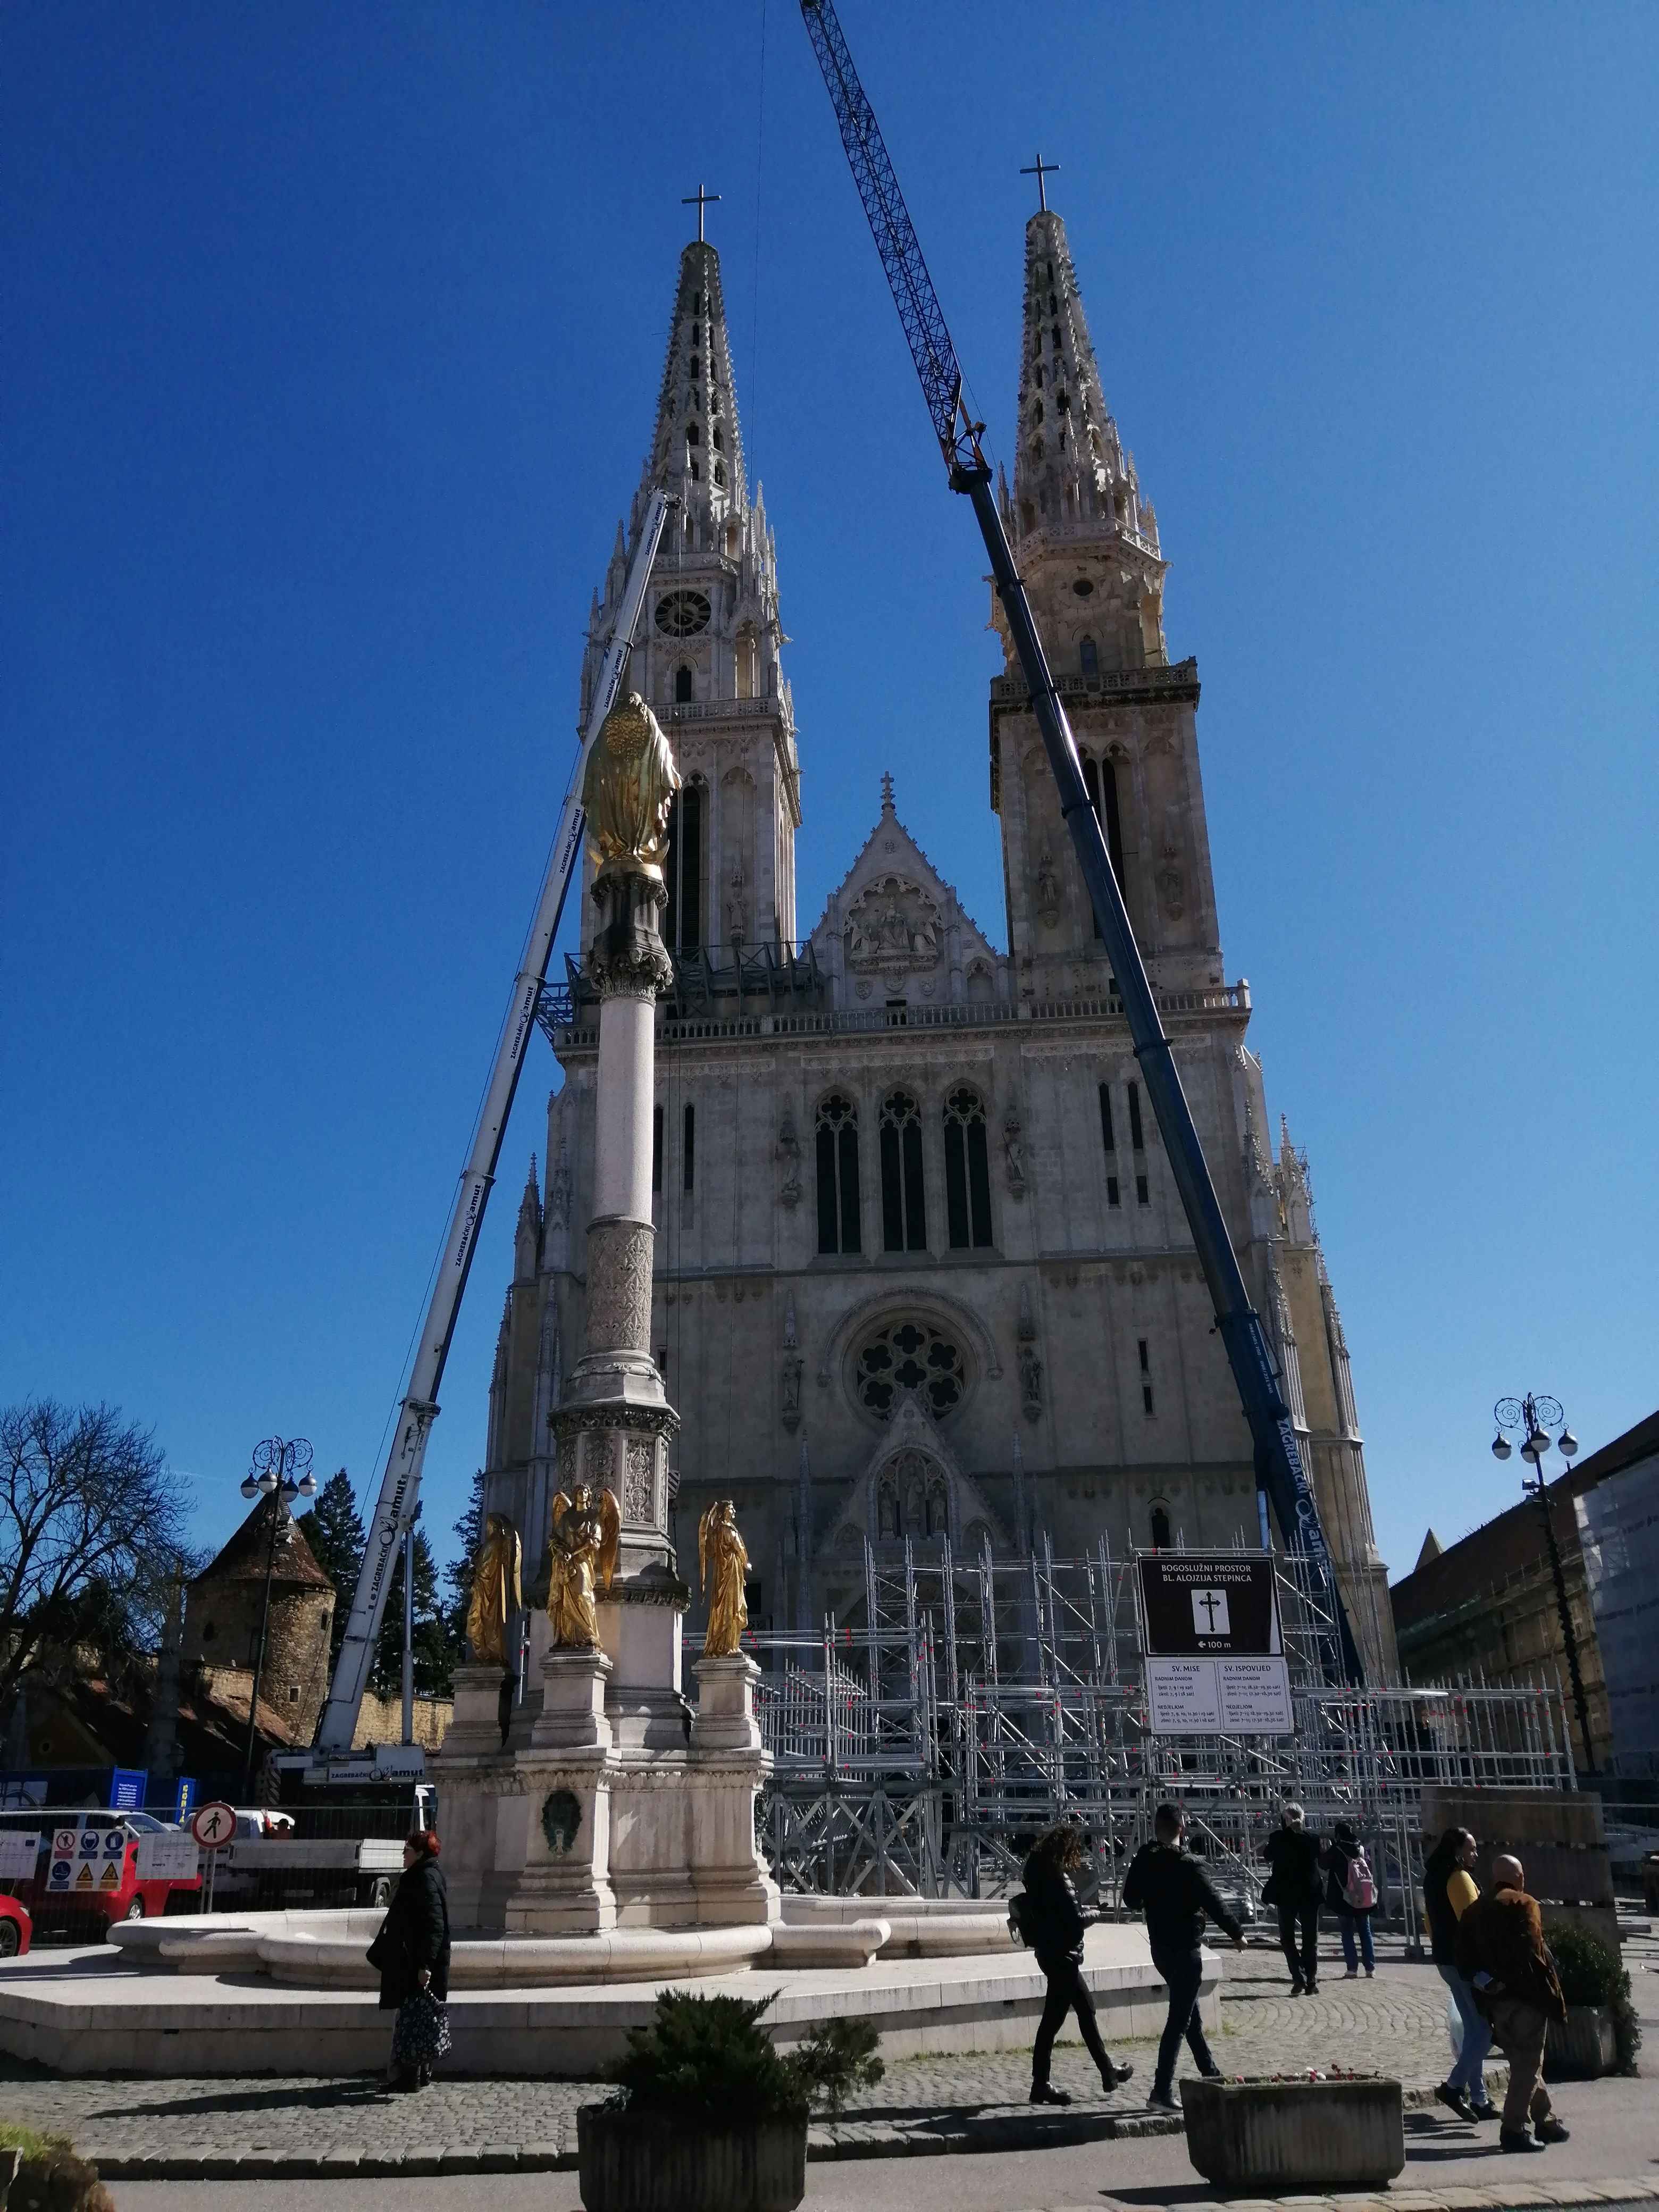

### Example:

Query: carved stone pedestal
xmin=504 ymin=1648 xmax=618 ymax=1936
xmin=445 ymin=1663 xmax=512 ymax=1756
xmin=686 ymin=1654 xmax=779 ymax=1928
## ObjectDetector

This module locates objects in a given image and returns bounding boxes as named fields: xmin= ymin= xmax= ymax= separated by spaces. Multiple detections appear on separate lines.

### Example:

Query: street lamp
xmin=240 ymin=1436 xmax=316 ymax=1797
xmin=1491 ymin=1393 xmax=1593 ymax=1775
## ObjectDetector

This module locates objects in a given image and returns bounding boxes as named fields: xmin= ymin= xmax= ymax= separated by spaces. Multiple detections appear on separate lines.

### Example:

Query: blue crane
xmin=800 ymin=0 xmax=1365 ymax=1683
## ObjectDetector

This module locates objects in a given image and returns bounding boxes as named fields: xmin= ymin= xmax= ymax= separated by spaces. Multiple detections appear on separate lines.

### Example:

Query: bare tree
xmin=0 ymin=1400 xmax=192 ymax=1714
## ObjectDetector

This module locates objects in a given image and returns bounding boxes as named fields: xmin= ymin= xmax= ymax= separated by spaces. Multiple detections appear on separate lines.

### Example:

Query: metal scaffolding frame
xmin=708 ymin=1535 xmax=1574 ymax=1919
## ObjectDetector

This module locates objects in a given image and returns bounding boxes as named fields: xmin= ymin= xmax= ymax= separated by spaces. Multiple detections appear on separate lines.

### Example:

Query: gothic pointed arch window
xmin=664 ymin=777 xmax=703 ymax=953
xmin=1150 ymin=1502 xmax=1171 ymax=1549
xmin=674 ymin=663 xmax=694 ymax=705
xmin=1081 ymin=753 xmax=1127 ymax=918
xmin=943 ymin=1087 xmax=993 ymax=1250
xmin=879 ymin=1089 xmax=927 ymax=1252
xmin=685 ymin=421 xmax=700 ymax=445
xmin=815 ymin=1093 xmax=861 ymax=1254
xmin=713 ymin=461 xmax=725 ymax=488
xmin=1079 ymin=635 xmax=1098 ymax=677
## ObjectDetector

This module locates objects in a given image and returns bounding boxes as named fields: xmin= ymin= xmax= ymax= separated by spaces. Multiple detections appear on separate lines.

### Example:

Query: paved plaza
xmin=0 ymin=1945 xmax=1512 ymax=2175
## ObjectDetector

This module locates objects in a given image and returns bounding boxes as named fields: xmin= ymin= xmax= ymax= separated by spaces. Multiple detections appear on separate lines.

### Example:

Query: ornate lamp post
xmin=1490 ymin=1394 xmax=1591 ymax=1773
xmin=239 ymin=1436 xmax=316 ymax=1796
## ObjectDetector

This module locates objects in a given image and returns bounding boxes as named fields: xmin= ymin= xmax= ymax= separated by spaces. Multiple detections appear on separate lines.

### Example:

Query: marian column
xmin=550 ymin=692 xmax=688 ymax=1749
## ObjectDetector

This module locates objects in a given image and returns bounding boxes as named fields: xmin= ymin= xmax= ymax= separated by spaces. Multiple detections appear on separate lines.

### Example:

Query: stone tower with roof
xmin=182 ymin=1492 xmax=337 ymax=1745
xmin=482 ymin=202 xmax=1396 ymax=1683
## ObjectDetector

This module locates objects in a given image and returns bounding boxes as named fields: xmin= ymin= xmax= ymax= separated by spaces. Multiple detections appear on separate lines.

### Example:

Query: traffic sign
xmin=190 ymin=1801 xmax=237 ymax=1850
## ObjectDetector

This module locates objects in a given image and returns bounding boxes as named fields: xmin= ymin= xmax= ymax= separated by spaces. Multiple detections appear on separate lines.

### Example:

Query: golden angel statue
xmin=699 ymin=1499 xmax=749 ymax=1658
xmin=581 ymin=690 xmax=681 ymax=880
xmin=545 ymin=1482 xmax=621 ymax=1649
xmin=465 ymin=1511 xmax=523 ymax=1668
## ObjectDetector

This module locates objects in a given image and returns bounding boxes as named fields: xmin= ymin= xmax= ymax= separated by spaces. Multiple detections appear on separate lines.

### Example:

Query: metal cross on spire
xmin=1020 ymin=152 xmax=1060 ymax=213
xmin=681 ymin=183 xmax=721 ymax=241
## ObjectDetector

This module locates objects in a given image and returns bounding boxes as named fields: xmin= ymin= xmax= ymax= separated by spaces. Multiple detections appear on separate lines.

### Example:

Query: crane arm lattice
xmin=799 ymin=0 xmax=977 ymax=473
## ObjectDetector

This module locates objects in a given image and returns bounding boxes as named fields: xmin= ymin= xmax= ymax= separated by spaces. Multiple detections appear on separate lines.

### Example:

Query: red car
xmin=2 ymin=1814 xmax=200 ymax=1941
xmin=0 ymin=1895 xmax=32 ymax=1959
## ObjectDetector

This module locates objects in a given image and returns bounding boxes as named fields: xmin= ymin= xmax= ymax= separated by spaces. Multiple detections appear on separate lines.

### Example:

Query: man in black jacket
xmin=1122 ymin=1802 xmax=1245 ymax=2112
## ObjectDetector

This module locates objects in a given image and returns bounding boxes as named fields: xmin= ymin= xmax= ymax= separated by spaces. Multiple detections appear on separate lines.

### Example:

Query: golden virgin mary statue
xmin=581 ymin=691 xmax=681 ymax=881
xmin=699 ymin=1499 xmax=749 ymax=1658
xmin=465 ymin=1512 xmax=522 ymax=1668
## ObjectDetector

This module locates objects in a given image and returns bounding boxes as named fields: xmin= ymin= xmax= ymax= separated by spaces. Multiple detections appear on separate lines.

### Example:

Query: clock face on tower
xmin=654 ymin=590 xmax=711 ymax=638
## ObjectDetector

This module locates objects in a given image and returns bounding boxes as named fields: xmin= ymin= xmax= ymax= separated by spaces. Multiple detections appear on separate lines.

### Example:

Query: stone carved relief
xmin=725 ymin=856 xmax=748 ymax=945
xmin=548 ymin=1142 xmax=573 ymax=1230
xmin=1019 ymin=1342 xmax=1044 ymax=1421
xmin=584 ymin=1221 xmax=654 ymax=1354
xmin=1003 ymin=1113 xmax=1027 ymax=1199
xmin=844 ymin=874 xmax=941 ymax=974
xmin=776 ymin=1112 xmax=801 ymax=1209
xmin=781 ymin=1353 xmax=803 ymax=1432
xmin=1035 ymin=850 xmax=1060 ymax=927
xmin=1158 ymin=803 xmax=1185 ymax=918
xmin=623 ymin=1434 xmax=656 ymax=1523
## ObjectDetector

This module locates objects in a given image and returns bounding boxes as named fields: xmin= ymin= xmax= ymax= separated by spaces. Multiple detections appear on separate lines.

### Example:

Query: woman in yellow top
xmin=1424 ymin=1826 xmax=1495 ymax=2122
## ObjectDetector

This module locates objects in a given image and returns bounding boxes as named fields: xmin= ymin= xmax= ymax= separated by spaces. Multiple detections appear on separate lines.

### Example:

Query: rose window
xmin=855 ymin=1320 xmax=965 ymax=1420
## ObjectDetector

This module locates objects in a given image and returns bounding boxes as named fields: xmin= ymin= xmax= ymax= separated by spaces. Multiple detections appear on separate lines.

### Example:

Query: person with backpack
xmin=1262 ymin=1800 xmax=1323 ymax=1995
xmin=1121 ymin=1801 xmax=1245 ymax=2113
xmin=1323 ymin=1819 xmax=1376 ymax=1978
xmin=1015 ymin=1820 xmax=1135 ymax=2105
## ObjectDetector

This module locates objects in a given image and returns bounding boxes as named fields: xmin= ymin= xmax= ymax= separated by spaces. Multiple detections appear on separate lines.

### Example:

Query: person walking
xmin=367 ymin=1828 xmax=452 ymax=2093
xmin=1455 ymin=1852 xmax=1570 ymax=2152
xmin=1122 ymin=1801 xmax=1245 ymax=2113
xmin=1423 ymin=1825 xmax=1495 ymax=2122
xmin=1262 ymin=1801 xmax=1322 ymax=1995
xmin=1323 ymin=1820 xmax=1377 ymax=1979
xmin=1019 ymin=1821 xmax=1134 ymax=2105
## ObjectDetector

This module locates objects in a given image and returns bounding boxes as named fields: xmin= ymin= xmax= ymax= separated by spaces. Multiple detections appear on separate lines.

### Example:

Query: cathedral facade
xmin=483 ymin=205 xmax=1397 ymax=1682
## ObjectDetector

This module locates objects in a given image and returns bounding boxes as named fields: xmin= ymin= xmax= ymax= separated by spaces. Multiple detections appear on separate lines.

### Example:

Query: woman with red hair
xmin=366 ymin=1830 xmax=451 ymax=2091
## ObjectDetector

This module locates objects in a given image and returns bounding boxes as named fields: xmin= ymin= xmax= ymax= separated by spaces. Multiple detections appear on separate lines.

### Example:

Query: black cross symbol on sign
xmin=1196 ymin=1591 xmax=1225 ymax=1632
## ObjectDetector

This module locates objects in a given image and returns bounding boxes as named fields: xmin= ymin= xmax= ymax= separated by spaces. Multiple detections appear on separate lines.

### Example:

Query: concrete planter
xmin=1546 ymin=2004 xmax=1616 ymax=2080
xmin=1179 ymin=2076 xmax=1405 ymax=2192
xmin=576 ymin=2103 xmax=806 ymax=2212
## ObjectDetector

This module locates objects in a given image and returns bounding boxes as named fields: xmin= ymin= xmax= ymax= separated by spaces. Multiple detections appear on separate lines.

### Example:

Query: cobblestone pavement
xmin=0 ymin=1947 xmax=1485 ymax=2175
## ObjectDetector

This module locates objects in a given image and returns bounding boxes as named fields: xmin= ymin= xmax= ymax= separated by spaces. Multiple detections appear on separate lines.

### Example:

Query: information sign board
xmin=1146 ymin=1653 xmax=1295 ymax=1736
xmin=0 ymin=1832 xmax=40 ymax=1881
xmin=107 ymin=1767 xmax=147 ymax=1812
xmin=1137 ymin=1555 xmax=1280 ymax=1656
xmin=135 ymin=1831 xmax=200 ymax=1881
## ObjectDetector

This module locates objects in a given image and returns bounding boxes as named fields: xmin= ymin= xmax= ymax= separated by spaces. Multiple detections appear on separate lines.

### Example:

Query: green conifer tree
xmin=300 ymin=1469 xmax=366 ymax=1674
xmin=446 ymin=1469 xmax=487 ymax=1646
xmin=370 ymin=1505 xmax=454 ymax=1699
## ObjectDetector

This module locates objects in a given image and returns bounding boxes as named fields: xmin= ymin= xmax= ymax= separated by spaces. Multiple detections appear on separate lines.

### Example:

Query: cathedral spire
xmin=643 ymin=233 xmax=748 ymax=540
xmin=1011 ymin=205 xmax=1159 ymax=559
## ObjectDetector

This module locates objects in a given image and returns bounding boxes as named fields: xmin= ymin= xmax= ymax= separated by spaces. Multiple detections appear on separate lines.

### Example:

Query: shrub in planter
xmin=0 ymin=2126 xmax=115 ymax=2212
xmin=578 ymin=1990 xmax=884 ymax=2212
xmin=1546 ymin=1924 xmax=1641 ymax=2078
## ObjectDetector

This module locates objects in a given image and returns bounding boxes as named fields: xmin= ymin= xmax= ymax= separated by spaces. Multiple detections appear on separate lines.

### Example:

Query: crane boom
xmin=315 ymin=487 xmax=676 ymax=1751
xmin=800 ymin=0 xmax=1363 ymax=1682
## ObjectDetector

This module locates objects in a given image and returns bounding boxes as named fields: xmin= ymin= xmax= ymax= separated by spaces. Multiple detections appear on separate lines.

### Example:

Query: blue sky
xmin=4 ymin=2 xmax=1655 ymax=1596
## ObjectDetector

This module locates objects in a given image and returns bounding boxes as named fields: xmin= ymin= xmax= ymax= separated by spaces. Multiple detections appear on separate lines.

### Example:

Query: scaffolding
xmin=709 ymin=1536 xmax=1575 ymax=1922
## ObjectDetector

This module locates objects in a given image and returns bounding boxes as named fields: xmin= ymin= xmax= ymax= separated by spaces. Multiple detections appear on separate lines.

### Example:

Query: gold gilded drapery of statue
xmin=581 ymin=691 xmax=681 ymax=880
xmin=699 ymin=1499 xmax=749 ymax=1658
xmin=465 ymin=1512 xmax=523 ymax=1668
xmin=546 ymin=1484 xmax=621 ymax=1649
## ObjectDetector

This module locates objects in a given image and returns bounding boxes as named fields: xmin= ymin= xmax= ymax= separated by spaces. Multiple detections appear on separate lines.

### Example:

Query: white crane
xmin=314 ymin=489 xmax=676 ymax=1753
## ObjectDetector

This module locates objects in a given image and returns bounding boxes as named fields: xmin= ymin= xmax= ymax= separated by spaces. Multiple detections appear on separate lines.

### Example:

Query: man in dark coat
xmin=368 ymin=1831 xmax=451 ymax=2090
xmin=1262 ymin=1801 xmax=1322 ymax=1994
xmin=1455 ymin=1853 xmax=1570 ymax=2152
xmin=1122 ymin=1802 xmax=1244 ymax=2112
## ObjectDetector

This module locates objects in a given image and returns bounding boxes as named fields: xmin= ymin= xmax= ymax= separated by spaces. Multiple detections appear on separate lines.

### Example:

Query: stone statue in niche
xmin=1035 ymin=850 xmax=1060 ymax=926
xmin=1003 ymin=1113 xmax=1028 ymax=1199
xmin=776 ymin=1113 xmax=801 ymax=1209
xmin=781 ymin=1353 xmax=803 ymax=1431
xmin=1019 ymin=1343 xmax=1043 ymax=1421
xmin=725 ymin=856 xmax=748 ymax=946
xmin=548 ymin=1143 xmax=573 ymax=1230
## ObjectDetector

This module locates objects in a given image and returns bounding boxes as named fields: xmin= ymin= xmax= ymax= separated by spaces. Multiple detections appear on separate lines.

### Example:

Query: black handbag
xmin=391 ymin=1988 xmax=452 ymax=2066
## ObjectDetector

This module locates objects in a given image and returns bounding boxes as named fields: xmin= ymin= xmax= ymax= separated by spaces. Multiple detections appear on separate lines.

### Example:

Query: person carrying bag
xmin=366 ymin=1828 xmax=453 ymax=2093
xmin=1322 ymin=1820 xmax=1377 ymax=1979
